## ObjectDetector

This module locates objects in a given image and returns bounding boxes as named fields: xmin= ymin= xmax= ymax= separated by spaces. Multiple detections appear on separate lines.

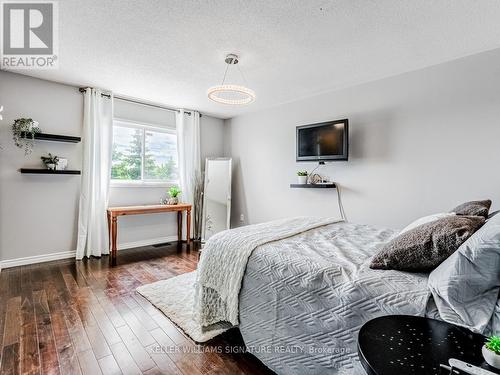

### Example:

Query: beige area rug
xmin=136 ymin=271 xmax=230 ymax=342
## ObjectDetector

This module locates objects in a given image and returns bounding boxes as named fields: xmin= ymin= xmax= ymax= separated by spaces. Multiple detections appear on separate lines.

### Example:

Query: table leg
xmin=186 ymin=208 xmax=191 ymax=245
xmin=107 ymin=211 xmax=111 ymax=252
xmin=177 ymin=211 xmax=183 ymax=243
xmin=110 ymin=216 xmax=117 ymax=266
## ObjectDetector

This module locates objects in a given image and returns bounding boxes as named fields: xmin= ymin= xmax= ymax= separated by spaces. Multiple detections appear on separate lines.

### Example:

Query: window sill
xmin=110 ymin=181 xmax=178 ymax=188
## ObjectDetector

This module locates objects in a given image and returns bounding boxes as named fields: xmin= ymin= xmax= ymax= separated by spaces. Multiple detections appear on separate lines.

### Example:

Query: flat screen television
xmin=296 ymin=119 xmax=348 ymax=161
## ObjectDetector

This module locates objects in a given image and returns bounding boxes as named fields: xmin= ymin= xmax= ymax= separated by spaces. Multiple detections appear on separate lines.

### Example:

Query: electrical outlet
xmin=240 ymin=214 xmax=245 ymax=222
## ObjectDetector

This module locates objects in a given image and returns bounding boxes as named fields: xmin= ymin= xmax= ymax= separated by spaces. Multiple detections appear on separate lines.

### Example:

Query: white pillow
xmin=399 ymin=212 xmax=456 ymax=234
xmin=428 ymin=212 xmax=500 ymax=333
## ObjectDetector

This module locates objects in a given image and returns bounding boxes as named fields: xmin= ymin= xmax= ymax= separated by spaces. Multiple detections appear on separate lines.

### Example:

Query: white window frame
xmin=110 ymin=118 xmax=178 ymax=188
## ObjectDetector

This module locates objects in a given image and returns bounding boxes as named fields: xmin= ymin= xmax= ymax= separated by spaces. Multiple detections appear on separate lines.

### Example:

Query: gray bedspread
xmin=239 ymin=222 xmax=430 ymax=375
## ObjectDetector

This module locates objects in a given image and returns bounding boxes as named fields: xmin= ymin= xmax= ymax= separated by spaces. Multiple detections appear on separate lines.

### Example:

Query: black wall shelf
xmin=20 ymin=169 xmax=81 ymax=175
xmin=21 ymin=132 xmax=81 ymax=143
xmin=290 ymin=183 xmax=336 ymax=189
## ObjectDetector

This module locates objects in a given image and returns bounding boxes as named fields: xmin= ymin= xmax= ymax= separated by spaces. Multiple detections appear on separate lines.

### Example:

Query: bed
xmin=238 ymin=222 xmax=429 ymax=374
xmin=195 ymin=214 xmax=500 ymax=375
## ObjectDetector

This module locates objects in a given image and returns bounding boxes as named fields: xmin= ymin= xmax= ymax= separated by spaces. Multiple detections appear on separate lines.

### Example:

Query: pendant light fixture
xmin=207 ymin=54 xmax=256 ymax=105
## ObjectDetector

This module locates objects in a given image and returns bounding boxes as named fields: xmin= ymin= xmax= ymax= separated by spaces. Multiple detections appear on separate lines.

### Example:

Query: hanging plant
xmin=12 ymin=118 xmax=41 ymax=155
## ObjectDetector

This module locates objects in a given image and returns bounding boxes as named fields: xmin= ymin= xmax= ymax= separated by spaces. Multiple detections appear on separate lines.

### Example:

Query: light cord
xmin=336 ymin=184 xmax=347 ymax=221
xmin=221 ymin=63 xmax=230 ymax=85
xmin=237 ymin=64 xmax=249 ymax=86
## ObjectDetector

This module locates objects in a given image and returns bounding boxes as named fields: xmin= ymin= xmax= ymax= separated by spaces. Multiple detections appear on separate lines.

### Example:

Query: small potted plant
xmin=483 ymin=335 xmax=500 ymax=369
xmin=41 ymin=153 xmax=59 ymax=170
xmin=297 ymin=171 xmax=308 ymax=184
xmin=12 ymin=118 xmax=41 ymax=155
xmin=166 ymin=186 xmax=181 ymax=205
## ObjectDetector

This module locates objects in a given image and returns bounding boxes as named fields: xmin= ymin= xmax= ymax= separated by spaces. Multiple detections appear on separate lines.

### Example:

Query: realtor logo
xmin=1 ymin=0 xmax=58 ymax=69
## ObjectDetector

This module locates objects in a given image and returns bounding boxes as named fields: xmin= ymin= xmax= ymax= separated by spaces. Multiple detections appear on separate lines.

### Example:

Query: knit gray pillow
xmin=451 ymin=199 xmax=492 ymax=218
xmin=370 ymin=216 xmax=485 ymax=272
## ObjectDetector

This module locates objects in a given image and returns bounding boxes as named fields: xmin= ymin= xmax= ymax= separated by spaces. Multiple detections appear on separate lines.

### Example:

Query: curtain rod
xmin=78 ymin=88 xmax=197 ymax=116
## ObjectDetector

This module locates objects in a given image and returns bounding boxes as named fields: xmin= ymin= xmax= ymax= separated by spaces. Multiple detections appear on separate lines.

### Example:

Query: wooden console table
xmin=107 ymin=204 xmax=192 ymax=265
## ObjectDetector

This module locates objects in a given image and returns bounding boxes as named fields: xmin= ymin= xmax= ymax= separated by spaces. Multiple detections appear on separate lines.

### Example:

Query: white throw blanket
xmin=194 ymin=217 xmax=340 ymax=327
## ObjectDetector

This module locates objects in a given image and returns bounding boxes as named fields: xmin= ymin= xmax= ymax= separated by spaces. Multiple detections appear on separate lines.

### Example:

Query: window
xmin=111 ymin=120 xmax=178 ymax=184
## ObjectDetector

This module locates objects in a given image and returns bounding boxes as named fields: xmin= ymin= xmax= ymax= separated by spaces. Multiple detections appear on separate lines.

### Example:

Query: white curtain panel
xmin=76 ymin=89 xmax=113 ymax=259
xmin=176 ymin=110 xmax=201 ymax=238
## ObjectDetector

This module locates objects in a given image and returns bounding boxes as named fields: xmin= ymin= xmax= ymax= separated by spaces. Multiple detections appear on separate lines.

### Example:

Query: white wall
xmin=201 ymin=115 xmax=226 ymax=165
xmin=225 ymin=48 xmax=500 ymax=229
xmin=0 ymin=72 xmax=82 ymax=263
xmin=0 ymin=71 xmax=225 ymax=264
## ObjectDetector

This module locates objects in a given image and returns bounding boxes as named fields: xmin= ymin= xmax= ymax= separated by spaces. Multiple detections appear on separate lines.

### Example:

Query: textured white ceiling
xmin=13 ymin=0 xmax=500 ymax=119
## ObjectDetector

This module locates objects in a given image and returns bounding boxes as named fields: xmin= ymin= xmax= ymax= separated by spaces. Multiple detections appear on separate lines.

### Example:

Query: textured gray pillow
xmin=370 ymin=215 xmax=485 ymax=272
xmin=451 ymin=199 xmax=492 ymax=218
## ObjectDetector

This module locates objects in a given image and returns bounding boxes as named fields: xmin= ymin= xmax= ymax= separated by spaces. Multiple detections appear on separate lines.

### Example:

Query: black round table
xmin=358 ymin=315 xmax=500 ymax=375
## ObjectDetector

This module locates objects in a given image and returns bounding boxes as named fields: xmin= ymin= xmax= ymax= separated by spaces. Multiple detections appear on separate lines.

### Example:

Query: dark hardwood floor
xmin=0 ymin=242 xmax=275 ymax=375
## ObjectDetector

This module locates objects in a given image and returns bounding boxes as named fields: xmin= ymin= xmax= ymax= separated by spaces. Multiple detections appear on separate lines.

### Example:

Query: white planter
xmin=166 ymin=197 xmax=179 ymax=205
xmin=46 ymin=163 xmax=56 ymax=170
xmin=297 ymin=175 xmax=307 ymax=184
xmin=482 ymin=345 xmax=500 ymax=369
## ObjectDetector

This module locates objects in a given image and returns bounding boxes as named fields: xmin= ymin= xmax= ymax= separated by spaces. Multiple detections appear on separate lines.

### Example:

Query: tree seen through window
xmin=111 ymin=123 xmax=178 ymax=182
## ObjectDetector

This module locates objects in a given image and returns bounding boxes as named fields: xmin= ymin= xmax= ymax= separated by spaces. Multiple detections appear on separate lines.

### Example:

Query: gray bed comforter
xmin=239 ymin=222 xmax=430 ymax=375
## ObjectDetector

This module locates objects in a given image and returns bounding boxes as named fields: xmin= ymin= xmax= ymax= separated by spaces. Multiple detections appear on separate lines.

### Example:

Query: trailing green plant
xmin=297 ymin=171 xmax=308 ymax=176
xmin=41 ymin=153 xmax=59 ymax=168
xmin=168 ymin=186 xmax=181 ymax=198
xmin=12 ymin=118 xmax=41 ymax=155
xmin=486 ymin=336 xmax=500 ymax=355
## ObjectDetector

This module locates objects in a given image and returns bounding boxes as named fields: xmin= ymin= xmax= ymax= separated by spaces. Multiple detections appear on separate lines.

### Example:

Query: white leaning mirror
xmin=201 ymin=158 xmax=232 ymax=242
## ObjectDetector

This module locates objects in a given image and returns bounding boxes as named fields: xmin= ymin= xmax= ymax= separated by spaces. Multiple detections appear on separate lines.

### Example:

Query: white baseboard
xmin=0 ymin=235 xmax=180 ymax=270
xmin=0 ymin=250 xmax=77 ymax=269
